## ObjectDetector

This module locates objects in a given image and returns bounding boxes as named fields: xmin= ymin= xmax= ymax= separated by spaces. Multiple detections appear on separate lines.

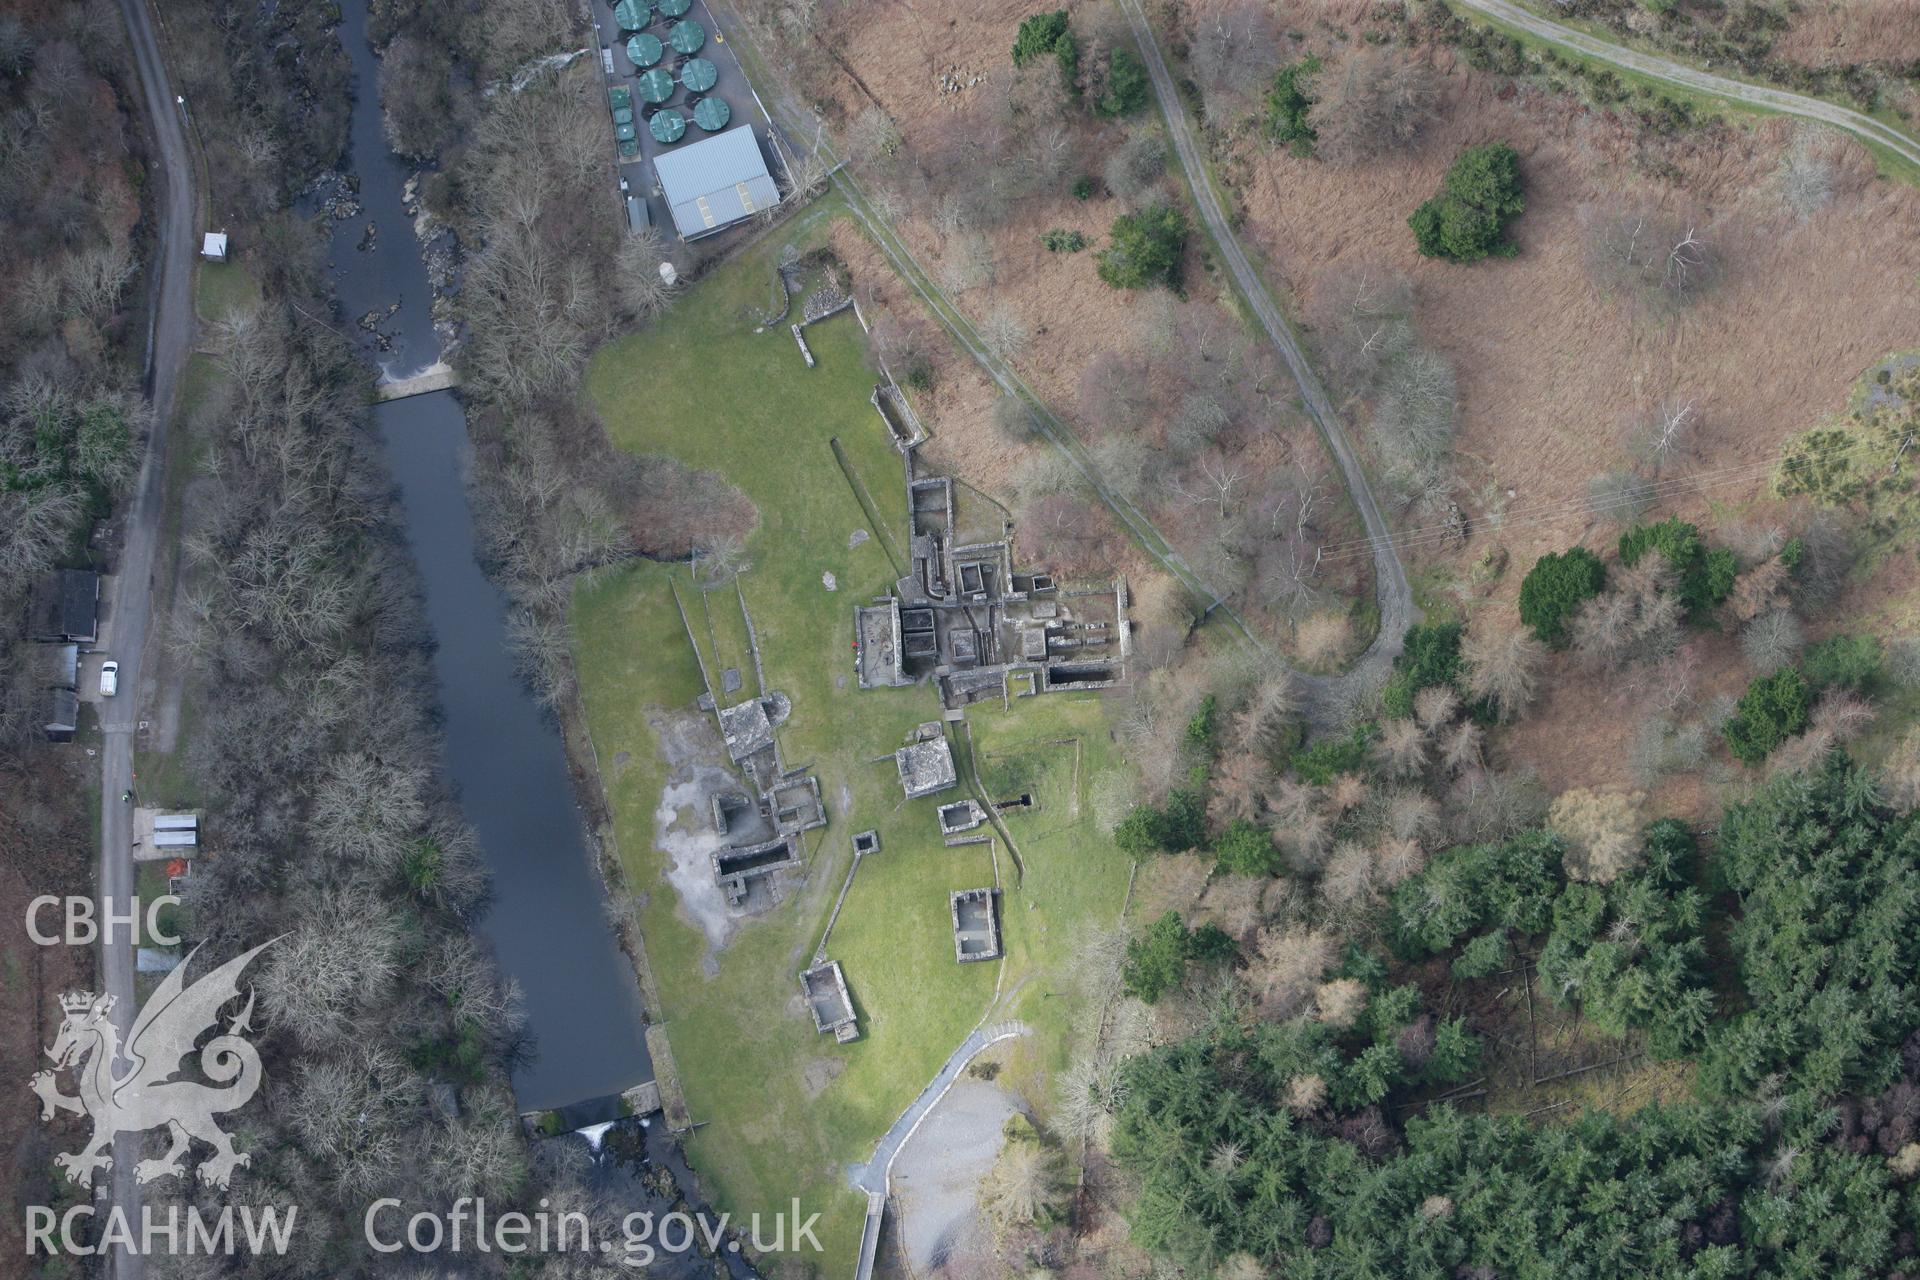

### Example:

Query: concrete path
xmin=848 ymin=1021 xmax=1030 ymax=1195
xmin=1117 ymin=0 xmax=1416 ymax=716
xmin=1453 ymin=0 xmax=1920 ymax=172
xmin=855 ymin=1190 xmax=886 ymax=1280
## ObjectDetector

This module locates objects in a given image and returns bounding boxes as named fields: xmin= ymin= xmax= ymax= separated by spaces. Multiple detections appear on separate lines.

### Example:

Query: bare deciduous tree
xmin=1740 ymin=608 xmax=1804 ymax=673
xmin=1632 ymin=397 xmax=1700 ymax=472
xmin=1209 ymin=751 xmax=1273 ymax=827
xmin=1169 ymin=390 xmax=1232 ymax=455
xmin=978 ymin=1124 xmax=1069 ymax=1230
xmin=1078 ymin=351 xmax=1152 ymax=434
xmin=1412 ymin=684 xmax=1459 ymax=732
xmin=1463 ymin=616 xmax=1544 ymax=721
xmin=1437 ymin=719 xmax=1484 ymax=775
xmin=1308 ymin=48 xmax=1436 ymax=163
xmin=843 ymin=105 xmax=902 ymax=168
xmin=1314 ymin=976 xmax=1369 ymax=1026
xmin=612 ymin=225 xmax=682 ymax=321
xmin=1777 ymin=123 xmax=1849 ymax=219
xmin=1375 ymin=717 xmax=1429 ymax=779
xmin=1571 ymin=560 xmax=1682 ymax=671
xmin=1549 ymin=787 xmax=1645 ymax=884
xmin=1728 ymin=554 xmax=1791 ymax=623
xmin=1444 ymin=768 xmax=1547 ymax=844
xmin=980 ymin=305 xmax=1029 ymax=361
xmin=1251 ymin=926 xmax=1339 ymax=1016
xmin=1102 ymin=126 xmax=1167 ymax=205
xmin=1294 ymin=610 xmax=1354 ymax=669
xmin=1584 ymin=209 xmax=1720 ymax=311
xmin=1589 ymin=469 xmax=1655 ymax=526
xmin=939 ymin=231 xmax=995 ymax=294
xmin=1187 ymin=0 xmax=1281 ymax=126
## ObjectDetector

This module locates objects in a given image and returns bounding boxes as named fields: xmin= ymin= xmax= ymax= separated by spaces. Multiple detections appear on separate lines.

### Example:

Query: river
xmin=321 ymin=0 xmax=652 ymax=1114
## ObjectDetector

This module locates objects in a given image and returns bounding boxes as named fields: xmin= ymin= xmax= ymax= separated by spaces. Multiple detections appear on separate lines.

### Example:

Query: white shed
xmin=202 ymin=231 xmax=229 ymax=262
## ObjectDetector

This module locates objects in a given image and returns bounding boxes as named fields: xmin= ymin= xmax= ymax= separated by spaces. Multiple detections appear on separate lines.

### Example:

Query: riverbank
xmin=322 ymin=0 xmax=655 ymax=1113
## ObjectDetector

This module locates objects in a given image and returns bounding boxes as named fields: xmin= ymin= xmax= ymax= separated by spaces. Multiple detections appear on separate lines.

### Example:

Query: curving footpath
xmin=847 ymin=1021 xmax=1031 ymax=1280
xmin=1452 ymin=0 xmax=1920 ymax=172
xmin=1117 ymin=0 xmax=1417 ymax=710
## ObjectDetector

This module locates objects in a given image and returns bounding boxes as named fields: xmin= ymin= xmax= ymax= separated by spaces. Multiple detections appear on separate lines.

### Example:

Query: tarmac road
xmin=1453 ymin=0 xmax=1920 ymax=172
xmin=100 ymin=0 xmax=197 ymax=1272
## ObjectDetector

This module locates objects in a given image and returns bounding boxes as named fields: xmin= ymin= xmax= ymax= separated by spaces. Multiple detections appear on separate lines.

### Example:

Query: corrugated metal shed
xmin=154 ymin=813 xmax=198 ymax=831
xmin=651 ymin=126 xmax=779 ymax=239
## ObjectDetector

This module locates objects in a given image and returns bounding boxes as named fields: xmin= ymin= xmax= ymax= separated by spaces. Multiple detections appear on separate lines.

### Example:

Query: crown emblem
xmin=59 ymin=991 xmax=108 ymax=1016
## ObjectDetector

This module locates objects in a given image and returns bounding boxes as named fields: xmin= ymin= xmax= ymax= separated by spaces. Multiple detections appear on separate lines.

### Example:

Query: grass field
xmin=195 ymin=258 xmax=260 ymax=323
xmin=570 ymin=200 xmax=1135 ymax=1271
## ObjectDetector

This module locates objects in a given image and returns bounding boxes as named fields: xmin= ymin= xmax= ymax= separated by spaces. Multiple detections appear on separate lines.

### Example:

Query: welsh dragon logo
xmin=30 ymin=940 xmax=275 ymax=1189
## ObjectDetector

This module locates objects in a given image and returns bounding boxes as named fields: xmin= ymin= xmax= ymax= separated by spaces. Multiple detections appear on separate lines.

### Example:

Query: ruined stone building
xmin=853 ymin=445 xmax=1128 ymax=711
xmin=677 ymin=588 xmax=827 ymax=907
xmin=950 ymin=889 xmax=1001 ymax=963
xmin=895 ymin=722 xmax=958 ymax=800
xmin=802 ymin=960 xmax=859 ymax=1042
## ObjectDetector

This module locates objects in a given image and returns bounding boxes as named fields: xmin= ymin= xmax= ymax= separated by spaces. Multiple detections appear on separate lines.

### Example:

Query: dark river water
xmin=323 ymin=0 xmax=653 ymax=1113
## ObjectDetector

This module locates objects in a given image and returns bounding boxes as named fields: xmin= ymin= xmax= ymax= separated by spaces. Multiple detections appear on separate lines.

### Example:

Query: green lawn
xmin=195 ymin=259 xmax=260 ymax=322
xmin=570 ymin=201 xmax=1134 ymax=1272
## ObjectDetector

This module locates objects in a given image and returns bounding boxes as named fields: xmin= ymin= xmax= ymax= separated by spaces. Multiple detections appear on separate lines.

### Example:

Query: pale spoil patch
xmin=654 ymin=774 xmax=738 ymax=961
xmin=822 ymin=571 xmax=837 ymax=591
xmin=848 ymin=529 xmax=869 ymax=549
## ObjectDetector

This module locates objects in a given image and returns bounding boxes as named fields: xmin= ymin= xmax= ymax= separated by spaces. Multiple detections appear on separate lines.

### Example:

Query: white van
xmin=99 ymin=660 xmax=118 ymax=697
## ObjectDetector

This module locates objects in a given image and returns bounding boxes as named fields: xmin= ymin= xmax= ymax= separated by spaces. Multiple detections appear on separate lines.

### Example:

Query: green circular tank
xmin=667 ymin=19 xmax=706 ymax=55
xmin=649 ymin=108 xmax=687 ymax=145
xmin=625 ymin=32 xmax=663 ymax=68
xmin=637 ymin=68 xmax=676 ymax=104
xmin=691 ymin=96 xmax=731 ymax=132
xmin=680 ymin=57 xmax=717 ymax=93
xmin=612 ymin=0 xmax=650 ymax=31
xmin=656 ymin=0 xmax=691 ymax=15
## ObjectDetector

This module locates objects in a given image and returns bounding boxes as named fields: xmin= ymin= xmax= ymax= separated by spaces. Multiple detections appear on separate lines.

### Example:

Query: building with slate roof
xmin=652 ymin=126 xmax=778 ymax=239
xmin=29 ymin=569 xmax=100 ymax=643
